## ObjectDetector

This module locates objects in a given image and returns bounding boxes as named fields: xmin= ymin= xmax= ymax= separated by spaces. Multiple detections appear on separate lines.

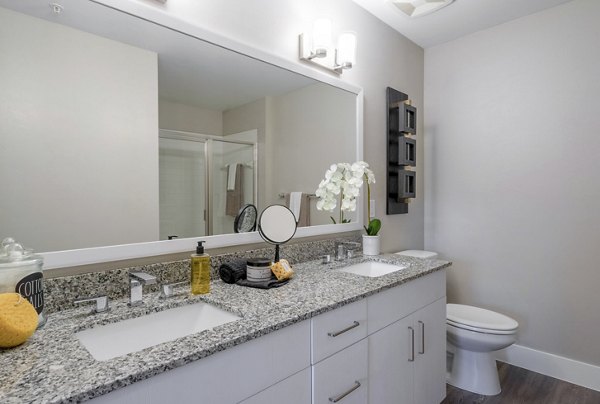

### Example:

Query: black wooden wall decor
xmin=387 ymin=87 xmax=417 ymax=215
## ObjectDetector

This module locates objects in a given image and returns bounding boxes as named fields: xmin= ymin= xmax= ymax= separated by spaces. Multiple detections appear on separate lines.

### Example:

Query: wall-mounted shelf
xmin=386 ymin=87 xmax=417 ymax=215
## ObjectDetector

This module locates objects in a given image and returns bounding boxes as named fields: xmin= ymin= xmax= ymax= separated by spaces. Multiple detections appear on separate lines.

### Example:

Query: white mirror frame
xmin=41 ymin=0 xmax=364 ymax=269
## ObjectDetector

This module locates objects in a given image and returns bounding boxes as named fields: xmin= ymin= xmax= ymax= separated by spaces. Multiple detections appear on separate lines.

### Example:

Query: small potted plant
xmin=316 ymin=161 xmax=381 ymax=255
xmin=363 ymin=175 xmax=381 ymax=255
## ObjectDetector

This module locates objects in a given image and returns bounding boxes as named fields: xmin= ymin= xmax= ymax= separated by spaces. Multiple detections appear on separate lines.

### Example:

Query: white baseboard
xmin=495 ymin=344 xmax=600 ymax=392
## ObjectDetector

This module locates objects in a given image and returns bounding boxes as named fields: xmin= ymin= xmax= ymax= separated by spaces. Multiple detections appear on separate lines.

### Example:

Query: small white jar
xmin=246 ymin=258 xmax=272 ymax=282
xmin=0 ymin=238 xmax=47 ymax=328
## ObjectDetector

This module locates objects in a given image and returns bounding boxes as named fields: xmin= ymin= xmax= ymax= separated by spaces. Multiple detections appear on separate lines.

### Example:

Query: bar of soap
xmin=271 ymin=259 xmax=294 ymax=281
xmin=0 ymin=293 xmax=38 ymax=348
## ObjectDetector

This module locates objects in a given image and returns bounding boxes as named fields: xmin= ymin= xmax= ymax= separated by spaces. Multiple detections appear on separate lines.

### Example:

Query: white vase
xmin=362 ymin=235 xmax=380 ymax=256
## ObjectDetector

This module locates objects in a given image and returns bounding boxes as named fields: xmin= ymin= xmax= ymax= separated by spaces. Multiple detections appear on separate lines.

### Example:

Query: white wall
xmin=159 ymin=99 xmax=223 ymax=136
xmin=223 ymin=98 xmax=267 ymax=209
xmin=269 ymin=83 xmax=356 ymax=225
xmin=135 ymin=0 xmax=425 ymax=253
xmin=0 ymin=7 xmax=159 ymax=252
xmin=424 ymin=0 xmax=600 ymax=366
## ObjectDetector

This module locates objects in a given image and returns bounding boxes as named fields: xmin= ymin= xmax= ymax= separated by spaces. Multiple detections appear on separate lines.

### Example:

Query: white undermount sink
xmin=75 ymin=302 xmax=241 ymax=361
xmin=337 ymin=261 xmax=408 ymax=278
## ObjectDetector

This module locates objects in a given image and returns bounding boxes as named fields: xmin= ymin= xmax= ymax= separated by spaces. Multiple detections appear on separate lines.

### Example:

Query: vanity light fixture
xmin=391 ymin=0 xmax=454 ymax=18
xmin=299 ymin=19 xmax=357 ymax=75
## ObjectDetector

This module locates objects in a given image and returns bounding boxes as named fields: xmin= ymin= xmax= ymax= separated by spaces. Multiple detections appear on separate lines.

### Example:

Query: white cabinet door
xmin=368 ymin=316 xmax=414 ymax=404
xmin=413 ymin=297 xmax=447 ymax=404
xmin=239 ymin=368 xmax=311 ymax=404
xmin=368 ymin=296 xmax=446 ymax=404
xmin=312 ymin=339 xmax=368 ymax=404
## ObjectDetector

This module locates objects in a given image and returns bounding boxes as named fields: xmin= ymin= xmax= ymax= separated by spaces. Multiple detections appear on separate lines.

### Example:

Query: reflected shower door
xmin=159 ymin=137 xmax=207 ymax=239
xmin=210 ymin=134 xmax=256 ymax=235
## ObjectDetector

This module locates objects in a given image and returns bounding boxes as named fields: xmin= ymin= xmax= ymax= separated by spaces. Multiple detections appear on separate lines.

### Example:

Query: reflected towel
xmin=226 ymin=164 xmax=243 ymax=216
xmin=289 ymin=192 xmax=302 ymax=219
xmin=284 ymin=193 xmax=311 ymax=227
xmin=227 ymin=163 xmax=238 ymax=191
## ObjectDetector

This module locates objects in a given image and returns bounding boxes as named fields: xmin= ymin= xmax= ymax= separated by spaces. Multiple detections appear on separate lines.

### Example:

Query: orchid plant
xmin=315 ymin=161 xmax=381 ymax=236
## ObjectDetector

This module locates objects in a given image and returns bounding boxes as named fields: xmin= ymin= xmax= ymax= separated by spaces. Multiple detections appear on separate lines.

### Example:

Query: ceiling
xmin=352 ymin=0 xmax=574 ymax=48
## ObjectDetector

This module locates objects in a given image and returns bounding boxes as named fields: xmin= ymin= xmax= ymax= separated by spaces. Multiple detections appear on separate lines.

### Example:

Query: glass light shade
xmin=336 ymin=32 xmax=357 ymax=67
xmin=312 ymin=18 xmax=332 ymax=56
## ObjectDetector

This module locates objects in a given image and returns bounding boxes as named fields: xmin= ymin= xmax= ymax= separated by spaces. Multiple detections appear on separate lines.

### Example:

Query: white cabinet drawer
xmin=368 ymin=269 xmax=446 ymax=334
xmin=311 ymin=299 xmax=368 ymax=364
xmin=312 ymin=339 xmax=368 ymax=404
xmin=239 ymin=367 xmax=311 ymax=404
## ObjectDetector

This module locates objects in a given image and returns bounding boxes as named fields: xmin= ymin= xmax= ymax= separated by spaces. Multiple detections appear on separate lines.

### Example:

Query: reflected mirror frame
xmin=234 ymin=204 xmax=257 ymax=233
xmin=6 ymin=0 xmax=364 ymax=269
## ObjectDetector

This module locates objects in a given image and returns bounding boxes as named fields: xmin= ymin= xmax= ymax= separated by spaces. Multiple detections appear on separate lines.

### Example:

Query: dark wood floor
xmin=442 ymin=362 xmax=600 ymax=404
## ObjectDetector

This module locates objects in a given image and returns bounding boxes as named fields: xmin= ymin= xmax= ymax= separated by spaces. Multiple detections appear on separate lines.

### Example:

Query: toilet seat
xmin=447 ymin=319 xmax=517 ymax=335
xmin=447 ymin=304 xmax=518 ymax=334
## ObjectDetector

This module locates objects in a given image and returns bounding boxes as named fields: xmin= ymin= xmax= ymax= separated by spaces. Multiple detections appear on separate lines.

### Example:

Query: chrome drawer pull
xmin=327 ymin=321 xmax=360 ymax=337
xmin=328 ymin=381 xmax=361 ymax=402
xmin=408 ymin=326 xmax=415 ymax=362
xmin=418 ymin=320 xmax=425 ymax=354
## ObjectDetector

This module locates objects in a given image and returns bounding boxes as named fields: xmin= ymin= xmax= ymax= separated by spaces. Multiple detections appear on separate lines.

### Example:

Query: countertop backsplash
xmin=43 ymin=234 xmax=362 ymax=314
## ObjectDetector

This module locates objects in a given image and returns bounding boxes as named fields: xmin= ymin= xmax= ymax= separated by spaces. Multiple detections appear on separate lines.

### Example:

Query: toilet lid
xmin=447 ymin=304 xmax=518 ymax=332
xmin=394 ymin=250 xmax=438 ymax=259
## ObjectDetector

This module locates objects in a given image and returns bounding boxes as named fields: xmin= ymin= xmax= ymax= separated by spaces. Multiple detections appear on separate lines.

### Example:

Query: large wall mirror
xmin=0 ymin=0 xmax=363 ymax=269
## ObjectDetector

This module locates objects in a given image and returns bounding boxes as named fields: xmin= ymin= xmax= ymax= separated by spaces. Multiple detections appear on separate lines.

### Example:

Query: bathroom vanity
xmin=0 ymin=256 xmax=449 ymax=404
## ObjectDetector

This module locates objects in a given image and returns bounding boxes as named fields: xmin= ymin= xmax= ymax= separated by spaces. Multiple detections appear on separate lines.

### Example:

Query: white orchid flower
xmin=315 ymin=161 xmax=377 ymax=223
xmin=326 ymin=182 xmax=341 ymax=194
xmin=365 ymin=169 xmax=375 ymax=184
xmin=341 ymin=198 xmax=357 ymax=212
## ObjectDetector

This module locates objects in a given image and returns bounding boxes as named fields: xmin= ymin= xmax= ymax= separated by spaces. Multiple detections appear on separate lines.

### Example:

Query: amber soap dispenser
xmin=191 ymin=241 xmax=210 ymax=295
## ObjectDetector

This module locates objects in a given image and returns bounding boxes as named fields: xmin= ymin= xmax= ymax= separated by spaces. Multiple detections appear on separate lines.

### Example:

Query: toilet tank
xmin=394 ymin=250 xmax=439 ymax=261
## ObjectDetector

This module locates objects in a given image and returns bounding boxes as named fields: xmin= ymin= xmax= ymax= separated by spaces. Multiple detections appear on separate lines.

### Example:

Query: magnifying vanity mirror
xmin=0 ymin=0 xmax=363 ymax=269
xmin=258 ymin=205 xmax=297 ymax=263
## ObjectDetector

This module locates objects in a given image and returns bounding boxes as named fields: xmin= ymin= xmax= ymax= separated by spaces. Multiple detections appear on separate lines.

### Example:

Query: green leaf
xmin=331 ymin=216 xmax=351 ymax=224
xmin=366 ymin=219 xmax=381 ymax=236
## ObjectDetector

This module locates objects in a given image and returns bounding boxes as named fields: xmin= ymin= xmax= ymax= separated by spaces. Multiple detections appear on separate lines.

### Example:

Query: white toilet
xmin=446 ymin=304 xmax=518 ymax=395
xmin=395 ymin=250 xmax=519 ymax=396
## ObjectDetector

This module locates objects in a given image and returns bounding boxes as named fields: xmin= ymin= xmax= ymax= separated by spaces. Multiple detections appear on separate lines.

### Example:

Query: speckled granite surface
xmin=43 ymin=235 xmax=362 ymax=314
xmin=0 ymin=254 xmax=450 ymax=403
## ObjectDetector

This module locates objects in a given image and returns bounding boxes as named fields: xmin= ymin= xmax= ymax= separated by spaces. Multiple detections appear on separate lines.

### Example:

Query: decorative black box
xmin=400 ymin=103 xmax=417 ymax=134
xmin=397 ymin=170 xmax=416 ymax=199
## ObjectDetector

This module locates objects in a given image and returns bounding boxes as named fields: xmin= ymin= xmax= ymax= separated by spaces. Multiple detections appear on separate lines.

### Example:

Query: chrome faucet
xmin=344 ymin=242 xmax=361 ymax=259
xmin=129 ymin=272 xmax=157 ymax=306
xmin=159 ymin=281 xmax=187 ymax=299
xmin=74 ymin=295 xmax=110 ymax=314
xmin=335 ymin=241 xmax=360 ymax=261
xmin=335 ymin=242 xmax=347 ymax=261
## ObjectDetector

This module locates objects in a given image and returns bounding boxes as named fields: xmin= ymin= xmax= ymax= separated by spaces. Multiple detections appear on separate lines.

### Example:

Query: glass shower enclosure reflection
xmin=159 ymin=129 xmax=257 ymax=239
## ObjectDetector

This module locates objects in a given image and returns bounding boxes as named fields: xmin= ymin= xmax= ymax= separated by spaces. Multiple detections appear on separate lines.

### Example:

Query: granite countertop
xmin=0 ymin=254 xmax=450 ymax=403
